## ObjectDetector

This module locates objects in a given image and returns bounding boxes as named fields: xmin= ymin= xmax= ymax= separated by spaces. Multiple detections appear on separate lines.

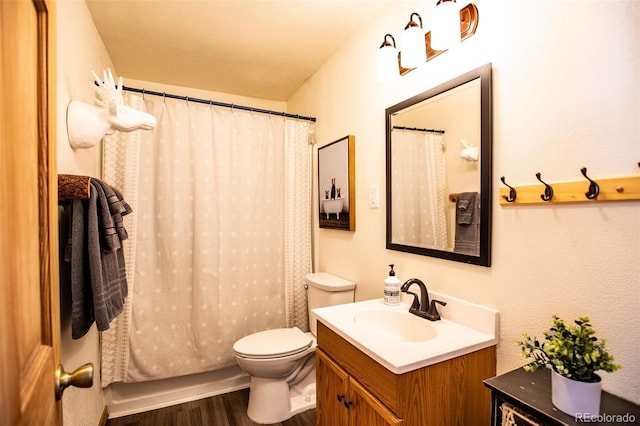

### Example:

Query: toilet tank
xmin=305 ymin=272 xmax=356 ymax=336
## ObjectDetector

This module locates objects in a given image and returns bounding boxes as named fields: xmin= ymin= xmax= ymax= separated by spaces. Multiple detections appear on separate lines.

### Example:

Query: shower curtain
xmin=101 ymin=93 xmax=313 ymax=385
xmin=391 ymin=129 xmax=447 ymax=250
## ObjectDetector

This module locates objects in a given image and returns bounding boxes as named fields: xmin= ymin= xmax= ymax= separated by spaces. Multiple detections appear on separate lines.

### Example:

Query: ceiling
xmin=86 ymin=0 xmax=393 ymax=101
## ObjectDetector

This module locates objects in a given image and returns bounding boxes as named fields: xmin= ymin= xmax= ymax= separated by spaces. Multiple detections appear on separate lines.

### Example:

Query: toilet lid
xmin=233 ymin=327 xmax=313 ymax=359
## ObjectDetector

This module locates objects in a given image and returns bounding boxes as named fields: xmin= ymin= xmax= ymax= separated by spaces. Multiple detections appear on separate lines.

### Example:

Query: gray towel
xmin=92 ymin=178 xmax=132 ymax=242
xmin=107 ymin=184 xmax=132 ymax=242
xmin=87 ymin=181 xmax=128 ymax=332
xmin=454 ymin=192 xmax=480 ymax=256
xmin=91 ymin=180 xmax=121 ymax=251
xmin=65 ymin=181 xmax=130 ymax=338
xmin=68 ymin=199 xmax=93 ymax=338
xmin=456 ymin=192 xmax=476 ymax=225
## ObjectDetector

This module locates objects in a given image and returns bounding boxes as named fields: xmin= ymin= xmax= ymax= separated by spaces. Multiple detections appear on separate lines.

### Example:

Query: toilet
xmin=233 ymin=272 xmax=356 ymax=424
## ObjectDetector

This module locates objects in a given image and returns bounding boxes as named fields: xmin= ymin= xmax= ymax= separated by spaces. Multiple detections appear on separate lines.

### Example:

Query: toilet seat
xmin=233 ymin=327 xmax=314 ymax=359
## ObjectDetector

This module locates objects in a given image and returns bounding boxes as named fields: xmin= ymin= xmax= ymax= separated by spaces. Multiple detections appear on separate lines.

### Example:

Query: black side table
xmin=483 ymin=367 xmax=639 ymax=425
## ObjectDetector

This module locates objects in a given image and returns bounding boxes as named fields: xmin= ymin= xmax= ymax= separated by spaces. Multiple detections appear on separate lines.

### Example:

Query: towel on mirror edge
xmin=65 ymin=180 xmax=130 ymax=339
xmin=454 ymin=191 xmax=480 ymax=256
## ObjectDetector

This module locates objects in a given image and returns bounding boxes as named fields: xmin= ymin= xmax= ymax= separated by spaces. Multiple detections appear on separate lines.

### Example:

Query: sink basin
xmin=313 ymin=296 xmax=499 ymax=374
xmin=353 ymin=310 xmax=437 ymax=343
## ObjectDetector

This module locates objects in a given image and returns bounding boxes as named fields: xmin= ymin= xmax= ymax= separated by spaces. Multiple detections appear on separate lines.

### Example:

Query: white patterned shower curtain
xmin=391 ymin=129 xmax=447 ymax=250
xmin=101 ymin=93 xmax=313 ymax=385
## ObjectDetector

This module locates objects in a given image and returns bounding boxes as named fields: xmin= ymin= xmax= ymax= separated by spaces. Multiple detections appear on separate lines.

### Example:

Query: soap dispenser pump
xmin=384 ymin=264 xmax=401 ymax=305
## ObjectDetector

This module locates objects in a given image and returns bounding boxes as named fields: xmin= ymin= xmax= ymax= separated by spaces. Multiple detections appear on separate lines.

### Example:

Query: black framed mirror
xmin=386 ymin=63 xmax=492 ymax=266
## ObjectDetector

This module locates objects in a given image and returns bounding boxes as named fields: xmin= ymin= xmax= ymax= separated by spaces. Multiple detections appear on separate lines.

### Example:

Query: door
xmin=316 ymin=349 xmax=349 ymax=426
xmin=0 ymin=0 xmax=61 ymax=425
xmin=349 ymin=379 xmax=403 ymax=426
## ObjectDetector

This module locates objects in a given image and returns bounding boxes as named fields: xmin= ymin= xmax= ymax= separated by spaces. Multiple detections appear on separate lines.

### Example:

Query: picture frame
xmin=318 ymin=135 xmax=355 ymax=231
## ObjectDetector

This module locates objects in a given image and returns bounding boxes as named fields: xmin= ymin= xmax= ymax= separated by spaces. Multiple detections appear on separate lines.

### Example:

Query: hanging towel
xmin=109 ymin=185 xmax=133 ymax=241
xmin=67 ymin=199 xmax=93 ymax=338
xmin=454 ymin=192 xmax=480 ymax=256
xmin=65 ymin=180 xmax=130 ymax=339
xmin=92 ymin=178 xmax=132 ymax=247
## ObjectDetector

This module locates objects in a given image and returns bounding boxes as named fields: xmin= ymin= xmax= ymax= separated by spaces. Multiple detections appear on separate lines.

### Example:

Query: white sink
xmin=313 ymin=294 xmax=499 ymax=374
xmin=353 ymin=310 xmax=437 ymax=342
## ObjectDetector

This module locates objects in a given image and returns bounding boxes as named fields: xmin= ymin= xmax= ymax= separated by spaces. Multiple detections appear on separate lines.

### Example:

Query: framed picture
xmin=318 ymin=135 xmax=355 ymax=231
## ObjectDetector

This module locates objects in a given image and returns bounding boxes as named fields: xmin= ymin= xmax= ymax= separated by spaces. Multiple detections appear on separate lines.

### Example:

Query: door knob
xmin=55 ymin=363 xmax=94 ymax=400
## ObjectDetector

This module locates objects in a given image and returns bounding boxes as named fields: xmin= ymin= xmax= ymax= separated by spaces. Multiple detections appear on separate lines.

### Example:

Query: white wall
xmin=56 ymin=1 xmax=113 ymax=425
xmin=289 ymin=0 xmax=640 ymax=403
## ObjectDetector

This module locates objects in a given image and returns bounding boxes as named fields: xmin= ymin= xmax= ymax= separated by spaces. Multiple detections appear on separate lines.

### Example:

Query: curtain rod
xmin=393 ymin=125 xmax=445 ymax=134
xmin=117 ymin=85 xmax=317 ymax=123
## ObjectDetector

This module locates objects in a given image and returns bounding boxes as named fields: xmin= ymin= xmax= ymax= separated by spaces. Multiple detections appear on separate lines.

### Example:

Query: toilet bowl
xmin=233 ymin=272 xmax=356 ymax=424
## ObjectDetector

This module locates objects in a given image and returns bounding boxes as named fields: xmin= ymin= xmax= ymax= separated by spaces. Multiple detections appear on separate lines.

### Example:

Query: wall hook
xmin=580 ymin=167 xmax=600 ymax=200
xmin=535 ymin=172 xmax=553 ymax=201
xmin=500 ymin=176 xmax=517 ymax=202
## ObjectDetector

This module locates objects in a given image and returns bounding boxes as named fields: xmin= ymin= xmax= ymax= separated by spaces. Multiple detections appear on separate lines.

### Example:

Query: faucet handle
xmin=426 ymin=299 xmax=447 ymax=321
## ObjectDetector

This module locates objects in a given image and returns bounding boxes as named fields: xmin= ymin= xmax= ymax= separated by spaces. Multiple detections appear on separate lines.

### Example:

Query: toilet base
xmin=246 ymin=374 xmax=316 ymax=424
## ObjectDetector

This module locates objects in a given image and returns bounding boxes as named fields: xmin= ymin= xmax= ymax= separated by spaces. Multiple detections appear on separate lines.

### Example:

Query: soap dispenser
xmin=384 ymin=264 xmax=401 ymax=305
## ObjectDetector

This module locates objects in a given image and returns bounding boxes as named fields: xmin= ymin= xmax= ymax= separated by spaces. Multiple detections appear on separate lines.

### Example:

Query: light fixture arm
xmin=380 ymin=33 xmax=396 ymax=49
xmin=405 ymin=12 xmax=423 ymax=30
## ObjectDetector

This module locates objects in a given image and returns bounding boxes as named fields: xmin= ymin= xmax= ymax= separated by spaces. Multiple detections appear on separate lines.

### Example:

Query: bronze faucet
xmin=400 ymin=278 xmax=447 ymax=321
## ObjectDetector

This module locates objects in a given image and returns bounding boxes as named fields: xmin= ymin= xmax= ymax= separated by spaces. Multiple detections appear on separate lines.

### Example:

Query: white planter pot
xmin=551 ymin=369 xmax=602 ymax=417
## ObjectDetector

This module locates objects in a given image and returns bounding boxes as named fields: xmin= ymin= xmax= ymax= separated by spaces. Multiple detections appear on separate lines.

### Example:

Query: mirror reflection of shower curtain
xmin=101 ymin=93 xmax=312 ymax=385
xmin=391 ymin=130 xmax=447 ymax=250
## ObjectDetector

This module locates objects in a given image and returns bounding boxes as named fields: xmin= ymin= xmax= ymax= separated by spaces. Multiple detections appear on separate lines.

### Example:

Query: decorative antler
xmin=92 ymin=68 xmax=124 ymax=110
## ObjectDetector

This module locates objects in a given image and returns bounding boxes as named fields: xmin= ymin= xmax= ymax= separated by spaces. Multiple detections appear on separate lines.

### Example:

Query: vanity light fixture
xmin=400 ymin=13 xmax=427 ymax=69
xmin=376 ymin=3 xmax=479 ymax=81
xmin=431 ymin=0 xmax=461 ymax=51
xmin=377 ymin=34 xmax=399 ymax=83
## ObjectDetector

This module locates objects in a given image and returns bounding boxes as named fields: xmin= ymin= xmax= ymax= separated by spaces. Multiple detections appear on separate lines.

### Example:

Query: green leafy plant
xmin=516 ymin=314 xmax=620 ymax=383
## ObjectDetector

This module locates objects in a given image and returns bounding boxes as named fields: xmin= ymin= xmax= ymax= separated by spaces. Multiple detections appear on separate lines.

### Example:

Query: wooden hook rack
xmin=58 ymin=174 xmax=91 ymax=200
xmin=499 ymin=174 xmax=640 ymax=205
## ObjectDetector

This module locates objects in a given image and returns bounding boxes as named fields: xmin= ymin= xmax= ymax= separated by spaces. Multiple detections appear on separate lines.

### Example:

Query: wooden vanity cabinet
xmin=316 ymin=321 xmax=496 ymax=426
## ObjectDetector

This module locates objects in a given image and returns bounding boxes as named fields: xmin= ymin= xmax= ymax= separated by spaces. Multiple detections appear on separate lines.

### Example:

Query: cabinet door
xmin=349 ymin=378 xmax=404 ymax=426
xmin=317 ymin=349 xmax=349 ymax=426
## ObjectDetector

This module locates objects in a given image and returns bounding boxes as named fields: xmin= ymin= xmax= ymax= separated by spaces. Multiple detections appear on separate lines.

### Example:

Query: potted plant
xmin=516 ymin=314 xmax=621 ymax=416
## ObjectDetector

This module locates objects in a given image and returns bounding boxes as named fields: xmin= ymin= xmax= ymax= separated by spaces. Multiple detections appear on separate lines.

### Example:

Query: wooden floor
xmin=105 ymin=388 xmax=315 ymax=426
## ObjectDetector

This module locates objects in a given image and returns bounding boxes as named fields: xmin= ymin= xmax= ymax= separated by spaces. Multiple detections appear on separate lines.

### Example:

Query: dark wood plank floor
xmin=105 ymin=388 xmax=315 ymax=426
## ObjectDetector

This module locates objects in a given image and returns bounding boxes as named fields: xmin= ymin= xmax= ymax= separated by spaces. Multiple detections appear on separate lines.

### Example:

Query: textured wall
xmin=56 ymin=1 xmax=113 ymax=424
xmin=289 ymin=0 xmax=640 ymax=403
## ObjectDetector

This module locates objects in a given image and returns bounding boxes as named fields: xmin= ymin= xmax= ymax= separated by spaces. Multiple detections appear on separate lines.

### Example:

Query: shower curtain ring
xmin=500 ymin=176 xmax=517 ymax=202
xmin=580 ymin=167 xmax=599 ymax=200
xmin=536 ymin=172 xmax=553 ymax=201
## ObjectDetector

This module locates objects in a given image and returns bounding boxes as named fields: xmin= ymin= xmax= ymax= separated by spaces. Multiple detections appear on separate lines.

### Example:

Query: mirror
xmin=386 ymin=63 xmax=492 ymax=266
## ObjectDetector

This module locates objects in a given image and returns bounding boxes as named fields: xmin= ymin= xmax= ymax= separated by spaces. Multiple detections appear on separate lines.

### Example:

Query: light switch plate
xmin=369 ymin=185 xmax=379 ymax=208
